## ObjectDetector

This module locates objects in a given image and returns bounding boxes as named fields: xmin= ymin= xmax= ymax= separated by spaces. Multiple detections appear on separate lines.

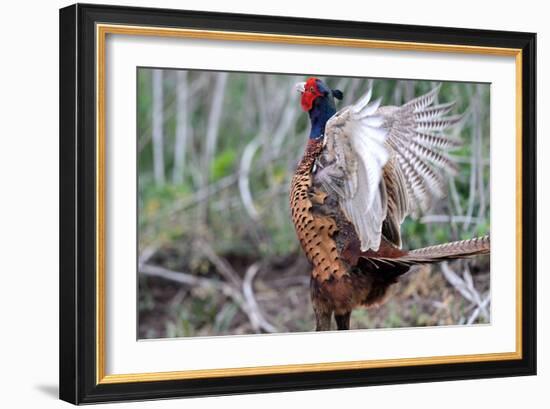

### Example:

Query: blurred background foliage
xmin=137 ymin=69 xmax=490 ymax=339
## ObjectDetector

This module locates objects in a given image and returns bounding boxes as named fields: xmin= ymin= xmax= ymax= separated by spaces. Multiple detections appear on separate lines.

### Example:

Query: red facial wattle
xmin=300 ymin=77 xmax=321 ymax=111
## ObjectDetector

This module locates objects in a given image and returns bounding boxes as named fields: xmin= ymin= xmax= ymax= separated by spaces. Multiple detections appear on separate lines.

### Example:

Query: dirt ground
xmin=138 ymin=248 xmax=490 ymax=339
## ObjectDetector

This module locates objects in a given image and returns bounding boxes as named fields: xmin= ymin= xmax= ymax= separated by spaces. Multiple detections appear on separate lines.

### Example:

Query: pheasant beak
xmin=295 ymin=82 xmax=306 ymax=93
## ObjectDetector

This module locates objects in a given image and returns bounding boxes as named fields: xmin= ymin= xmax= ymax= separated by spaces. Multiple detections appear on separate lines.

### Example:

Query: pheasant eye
xmin=309 ymin=86 xmax=315 ymax=93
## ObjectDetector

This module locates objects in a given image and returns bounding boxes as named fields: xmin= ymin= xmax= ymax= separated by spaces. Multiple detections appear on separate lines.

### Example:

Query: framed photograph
xmin=59 ymin=3 xmax=536 ymax=404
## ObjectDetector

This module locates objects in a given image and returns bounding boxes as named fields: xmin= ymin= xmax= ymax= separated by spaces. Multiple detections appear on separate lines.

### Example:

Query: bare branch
xmin=243 ymin=263 xmax=278 ymax=333
xmin=463 ymin=88 xmax=479 ymax=231
xmin=440 ymin=262 xmax=489 ymax=322
xmin=140 ymin=263 xmax=221 ymax=289
xmin=198 ymin=239 xmax=242 ymax=289
xmin=140 ymin=263 xmax=277 ymax=333
xmin=199 ymin=72 xmax=229 ymax=224
xmin=421 ymin=215 xmax=482 ymax=224
xmin=204 ymin=72 xmax=229 ymax=168
xmin=173 ymin=70 xmax=189 ymax=184
xmin=152 ymin=69 xmax=165 ymax=186
xmin=467 ymin=294 xmax=490 ymax=325
xmin=238 ymin=138 xmax=261 ymax=221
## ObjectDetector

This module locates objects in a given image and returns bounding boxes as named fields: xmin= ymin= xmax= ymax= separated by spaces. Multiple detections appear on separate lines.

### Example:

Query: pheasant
xmin=290 ymin=77 xmax=490 ymax=331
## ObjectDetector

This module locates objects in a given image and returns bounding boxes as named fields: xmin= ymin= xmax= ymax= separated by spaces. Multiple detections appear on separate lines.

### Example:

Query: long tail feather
xmin=359 ymin=236 xmax=490 ymax=274
xmin=405 ymin=235 xmax=490 ymax=263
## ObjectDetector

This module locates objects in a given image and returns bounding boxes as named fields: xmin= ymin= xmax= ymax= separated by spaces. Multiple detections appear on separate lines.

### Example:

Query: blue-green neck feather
xmin=308 ymin=94 xmax=337 ymax=140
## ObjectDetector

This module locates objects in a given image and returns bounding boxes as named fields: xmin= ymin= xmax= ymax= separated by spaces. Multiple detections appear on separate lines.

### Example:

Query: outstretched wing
xmin=379 ymin=85 xmax=463 ymax=216
xmin=314 ymin=85 xmax=390 ymax=252
xmin=315 ymin=84 xmax=462 ymax=253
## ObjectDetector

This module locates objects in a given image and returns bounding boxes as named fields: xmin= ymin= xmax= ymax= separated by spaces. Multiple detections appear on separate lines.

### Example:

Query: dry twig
xmin=440 ymin=262 xmax=489 ymax=322
xmin=243 ymin=263 xmax=278 ymax=333
xmin=140 ymin=262 xmax=277 ymax=333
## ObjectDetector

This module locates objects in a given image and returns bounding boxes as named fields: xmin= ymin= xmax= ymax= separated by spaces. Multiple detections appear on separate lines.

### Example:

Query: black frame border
xmin=59 ymin=3 xmax=536 ymax=404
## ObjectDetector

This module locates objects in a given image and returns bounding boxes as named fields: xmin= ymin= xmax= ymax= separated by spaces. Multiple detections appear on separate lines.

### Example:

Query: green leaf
xmin=210 ymin=148 xmax=237 ymax=181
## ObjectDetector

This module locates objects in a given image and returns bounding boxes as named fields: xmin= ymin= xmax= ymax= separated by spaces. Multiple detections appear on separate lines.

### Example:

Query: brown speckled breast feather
xmin=290 ymin=140 xmax=349 ymax=282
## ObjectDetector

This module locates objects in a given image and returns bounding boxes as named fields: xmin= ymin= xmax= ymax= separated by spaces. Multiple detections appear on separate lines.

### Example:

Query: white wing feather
xmin=319 ymin=85 xmax=390 ymax=251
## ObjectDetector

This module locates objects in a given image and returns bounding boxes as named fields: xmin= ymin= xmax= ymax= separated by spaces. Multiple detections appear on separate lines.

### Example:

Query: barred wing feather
xmin=380 ymin=84 xmax=463 ymax=215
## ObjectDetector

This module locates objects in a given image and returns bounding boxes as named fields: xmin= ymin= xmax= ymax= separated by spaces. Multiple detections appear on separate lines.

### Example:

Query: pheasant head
xmin=295 ymin=77 xmax=343 ymax=140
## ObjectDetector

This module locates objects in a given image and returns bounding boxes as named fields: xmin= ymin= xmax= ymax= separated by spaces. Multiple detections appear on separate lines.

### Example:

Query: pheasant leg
xmin=334 ymin=312 xmax=351 ymax=330
xmin=314 ymin=308 xmax=332 ymax=331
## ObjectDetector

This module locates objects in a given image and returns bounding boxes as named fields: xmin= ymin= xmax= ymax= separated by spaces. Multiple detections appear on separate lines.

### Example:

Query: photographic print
xmin=137 ymin=69 xmax=491 ymax=338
